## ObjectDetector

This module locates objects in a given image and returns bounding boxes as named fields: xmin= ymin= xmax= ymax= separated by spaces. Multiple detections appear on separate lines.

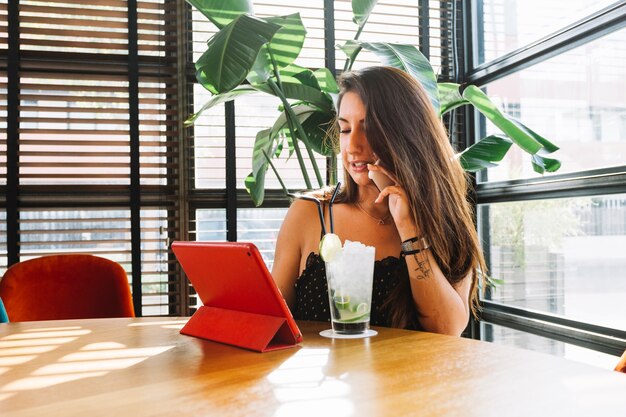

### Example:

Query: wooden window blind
xmin=0 ymin=0 xmax=182 ymax=316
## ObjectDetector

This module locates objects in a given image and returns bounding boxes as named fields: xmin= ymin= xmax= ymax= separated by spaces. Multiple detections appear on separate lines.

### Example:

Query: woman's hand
xmin=367 ymin=164 xmax=418 ymax=236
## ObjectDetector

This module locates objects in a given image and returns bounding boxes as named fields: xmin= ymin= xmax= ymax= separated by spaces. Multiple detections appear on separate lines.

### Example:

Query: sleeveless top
xmin=294 ymin=252 xmax=423 ymax=331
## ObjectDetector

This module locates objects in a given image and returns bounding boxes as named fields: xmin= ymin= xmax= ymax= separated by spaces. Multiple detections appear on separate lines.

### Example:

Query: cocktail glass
xmin=325 ymin=240 xmax=375 ymax=335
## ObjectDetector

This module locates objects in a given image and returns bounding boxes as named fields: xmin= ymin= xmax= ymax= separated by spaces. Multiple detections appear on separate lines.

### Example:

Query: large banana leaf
xmin=248 ymin=13 xmax=306 ymax=84
xmin=531 ymin=154 xmax=561 ymax=174
xmin=268 ymin=105 xmax=334 ymax=156
xmin=279 ymin=64 xmax=321 ymax=89
xmin=186 ymin=0 xmax=252 ymax=29
xmin=462 ymin=85 xmax=543 ymax=155
xmin=245 ymin=128 xmax=274 ymax=207
xmin=438 ymin=82 xmax=468 ymax=116
xmin=508 ymin=117 xmax=559 ymax=154
xmin=245 ymin=172 xmax=264 ymax=207
xmin=196 ymin=14 xmax=280 ymax=94
xmin=247 ymin=104 xmax=334 ymax=205
xmin=458 ymin=135 xmax=513 ymax=172
xmin=339 ymin=41 xmax=439 ymax=113
xmin=352 ymin=0 xmax=379 ymax=25
xmin=185 ymin=85 xmax=258 ymax=125
xmin=253 ymin=81 xmax=333 ymax=112
xmin=338 ymin=41 xmax=362 ymax=65
xmin=313 ymin=68 xmax=339 ymax=93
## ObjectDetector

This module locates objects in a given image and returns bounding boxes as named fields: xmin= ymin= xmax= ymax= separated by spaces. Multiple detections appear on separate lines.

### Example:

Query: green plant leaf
xmin=266 ymin=14 xmax=306 ymax=68
xmin=343 ymin=41 xmax=439 ymax=113
xmin=438 ymin=82 xmax=468 ymax=115
xmin=196 ymin=14 xmax=280 ymax=94
xmin=462 ymin=85 xmax=543 ymax=155
xmin=185 ymin=85 xmax=257 ymax=126
xmin=531 ymin=154 xmax=561 ymax=174
xmin=338 ymin=41 xmax=362 ymax=62
xmin=457 ymin=135 xmax=513 ymax=172
xmin=186 ymin=0 xmax=252 ymax=29
xmin=247 ymin=13 xmax=306 ymax=84
xmin=313 ymin=68 xmax=339 ymax=93
xmin=509 ymin=117 xmax=560 ymax=154
xmin=245 ymin=171 xmax=266 ymax=207
xmin=301 ymin=109 xmax=335 ymax=156
xmin=251 ymin=128 xmax=274 ymax=178
xmin=279 ymin=64 xmax=321 ymax=89
xmin=352 ymin=0 xmax=379 ymax=25
xmin=268 ymin=105 xmax=334 ymax=156
xmin=253 ymin=82 xmax=333 ymax=112
xmin=246 ymin=128 xmax=275 ymax=207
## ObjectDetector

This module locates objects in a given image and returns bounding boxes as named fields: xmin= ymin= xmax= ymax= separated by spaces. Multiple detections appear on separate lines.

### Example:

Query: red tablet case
xmin=172 ymin=241 xmax=302 ymax=352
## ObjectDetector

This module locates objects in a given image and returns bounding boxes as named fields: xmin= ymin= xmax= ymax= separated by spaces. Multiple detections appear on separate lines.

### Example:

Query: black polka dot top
xmin=294 ymin=252 xmax=423 ymax=331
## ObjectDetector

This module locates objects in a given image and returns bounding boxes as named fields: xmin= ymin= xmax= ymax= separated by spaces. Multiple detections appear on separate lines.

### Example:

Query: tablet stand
xmin=181 ymin=305 xmax=299 ymax=352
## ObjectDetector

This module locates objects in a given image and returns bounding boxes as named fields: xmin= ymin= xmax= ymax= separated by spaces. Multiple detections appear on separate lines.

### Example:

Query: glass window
xmin=238 ymin=208 xmax=288 ymax=270
xmin=480 ymin=194 xmax=626 ymax=331
xmin=481 ymin=322 xmax=619 ymax=369
xmin=480 ymin=28 xmax=626 ymax=182
xmin=140 ymin=209 xmax=174 ymax=316
xmin=476 ymin=0 xmax=616 ymax=65
xmin=192 ymin=84 xmax=226 ymax=189
xmin=194 ymin=209 xmax=227 ymax=242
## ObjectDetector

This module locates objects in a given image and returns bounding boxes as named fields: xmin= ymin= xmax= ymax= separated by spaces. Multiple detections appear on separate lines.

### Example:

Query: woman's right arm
xmin=271 ymin=199 xmax=314 ymax=309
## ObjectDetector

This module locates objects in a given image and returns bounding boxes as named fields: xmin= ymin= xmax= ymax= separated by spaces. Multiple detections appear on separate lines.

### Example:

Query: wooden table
xmin=1 ymin=317 xmax=625 ymax=416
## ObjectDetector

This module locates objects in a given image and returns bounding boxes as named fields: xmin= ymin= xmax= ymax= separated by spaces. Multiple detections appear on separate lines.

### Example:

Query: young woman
xmin=272 ymin=66 xmax=486 ymax=336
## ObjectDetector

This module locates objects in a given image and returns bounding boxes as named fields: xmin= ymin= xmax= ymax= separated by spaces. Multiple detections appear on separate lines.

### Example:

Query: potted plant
xmin=186 ymin=0 xmax=561 ymax=205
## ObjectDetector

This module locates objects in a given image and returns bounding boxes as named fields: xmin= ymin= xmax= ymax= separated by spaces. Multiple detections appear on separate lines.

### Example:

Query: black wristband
xmin=401 ymin=236 xmax=430 ymax=255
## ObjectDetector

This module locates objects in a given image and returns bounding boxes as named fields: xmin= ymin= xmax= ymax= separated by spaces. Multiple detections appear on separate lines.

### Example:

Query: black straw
xmin=288 ymin=193 xmax=327 ymax=235
xmin=328 ymin=182 xmax=341 ymax=234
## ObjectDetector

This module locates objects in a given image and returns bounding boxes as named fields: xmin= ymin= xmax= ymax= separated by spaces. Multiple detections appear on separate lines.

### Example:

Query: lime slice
xmin=333 ymin=294 xmax=350 ymax=309
xmin=350 ymin=302 xmax=368 ymax=314
xmin=319 ymin=233 xmax=342 ymax=262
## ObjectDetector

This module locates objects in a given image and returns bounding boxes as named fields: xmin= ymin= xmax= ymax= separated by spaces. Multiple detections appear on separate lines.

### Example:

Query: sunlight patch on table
xmin=0 ymin=345 xmax=60 ymax=357
xmin=0 ymin=337 xmax=78 ymax=348
xmin=268 ymin=348 xmax=354 ymax=417
xmin=2 ymin=330 xmax=91 ymax=340
xmin=24 ymin=326 xmax=83 ymax=332
xmin=80 ymin=342 xmax=127 ymax=351
xmin=0 ymin=355 xmax=38 ymax=366
xmin=2 ymin=372 xmax=108 ymax=391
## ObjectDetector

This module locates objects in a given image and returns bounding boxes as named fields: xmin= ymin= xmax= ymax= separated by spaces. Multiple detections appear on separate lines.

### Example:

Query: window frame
xmin=465 ymin=0 xmax=626 ymax=354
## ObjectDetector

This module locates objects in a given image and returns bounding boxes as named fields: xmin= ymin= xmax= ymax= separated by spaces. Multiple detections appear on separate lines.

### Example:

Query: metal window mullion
xmin=418 ymin=0 xmax=430 ymax=60
xmin=225 ymin=100 xmax=237 ymax=242
xmin=176 ymin=0 xmax=192 ymax=318
xmin=476 ymin=168 xmax=626 ymax=204
xmin=128 ymin=0 xmax=142 ymax=316
xmin=481 ymin=305 xmax=626 ymax=357
xmin=7 ymin=1 xmax=20 ymax=267
xmin=324 ymin=0 xmax=335 ymax=186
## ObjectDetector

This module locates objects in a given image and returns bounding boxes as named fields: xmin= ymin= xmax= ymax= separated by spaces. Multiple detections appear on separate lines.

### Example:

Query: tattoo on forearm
xmin=412 ymin=251 xmax=432 ymax=280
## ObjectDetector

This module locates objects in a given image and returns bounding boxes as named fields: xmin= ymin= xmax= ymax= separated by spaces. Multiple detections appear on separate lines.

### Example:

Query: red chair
xmin=616 ymin=350 xmax=626 ymax=373
xmin=0 ymin=254 xmax=135 ymax=322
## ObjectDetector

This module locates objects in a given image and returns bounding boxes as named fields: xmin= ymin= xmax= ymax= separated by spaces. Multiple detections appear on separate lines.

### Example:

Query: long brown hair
xmin=334 ymin=66 xmax=486 ymax=328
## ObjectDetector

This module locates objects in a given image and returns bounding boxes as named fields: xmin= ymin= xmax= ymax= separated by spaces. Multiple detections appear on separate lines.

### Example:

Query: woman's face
xmin=338 ymin=91 xmax=377 ymax=187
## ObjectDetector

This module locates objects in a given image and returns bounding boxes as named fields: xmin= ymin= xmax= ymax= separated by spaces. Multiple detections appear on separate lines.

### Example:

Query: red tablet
xmin=172 ymin=241 xmax=302 ymax=352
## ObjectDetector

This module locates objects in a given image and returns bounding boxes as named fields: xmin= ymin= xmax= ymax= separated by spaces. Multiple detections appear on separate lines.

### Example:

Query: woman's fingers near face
xmin=374 ymin=185 xmax=407 ymax=203
xmin=367 ymin=163 xmax=399 ymax=184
